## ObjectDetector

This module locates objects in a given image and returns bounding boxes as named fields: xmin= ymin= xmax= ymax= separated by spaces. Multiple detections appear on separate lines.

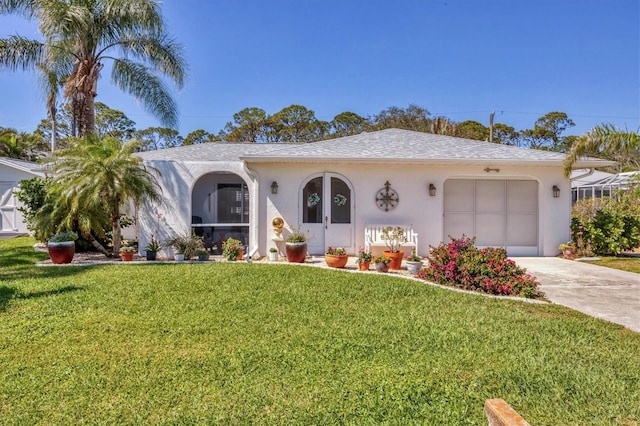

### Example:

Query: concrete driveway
xmin=513 ymin=257 xmax=640 ymax=333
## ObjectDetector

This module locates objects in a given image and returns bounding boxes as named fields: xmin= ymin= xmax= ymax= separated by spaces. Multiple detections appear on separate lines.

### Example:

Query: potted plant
xmin=144 ymin=238 xmax=161 ymax=261
xmin=119 ymin=245 xmax=136 ymax=262
xmin=373 ymin=255 xmax=392 ymax=273
xmin=355 ymin=247 xmax=372 ymax=271
xmin=167 ymin=231 xmax=204 ymax=261
xmin=222 ymin=237 xmax=244 ymax=261
xmin=47 ymin=231 xmax=78 ymax=264
xmin=268 ymin=247 xmax=279 ymax=261
xmin=196 ymin=249 xmax=209 ymax=261
xmin=285 ymin=226 xmax=310 ymax=263
xmin=381 ymin=226 xmax=407 ymax=270
xmin=559 ymin=241 xmax=576 ymax=259
xmin=325 ymin=246 xmax=348 ymax=268
xmin=405 ymin=248 xmax=424 ymax=275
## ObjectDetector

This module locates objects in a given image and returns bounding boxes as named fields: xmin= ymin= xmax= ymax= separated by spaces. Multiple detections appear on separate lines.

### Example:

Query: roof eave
xmin=241 ymin=156 xmax=568 ymax=166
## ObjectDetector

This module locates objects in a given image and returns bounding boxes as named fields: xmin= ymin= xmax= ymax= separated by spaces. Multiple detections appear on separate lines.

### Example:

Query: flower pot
xmin=120 ymin=251 xmax=134 ymax=262
xmin=146 ymin=250 xmax=157 ymax=261
xmin=406 ymin=260 xmax=423 ymax=275
xmin=383 ymin=250 xmax=405 ymax=270
xmin=197 ymin=253 xmax=209 ymax=261
xmin=375 ymin=262 xmax=390 ymax=273
xmin=285 ymin=242 xmax=307 ymax=263
xmin=325 ymin=254 xmax=348 ymax=268
xmin=227 ymin=249 xmax=244 ymax=261
xmin=47 ymin=241 xmax=75 ymax=264
xmin=358 ymin=261 xmax=371 ymax=271
xmin=268 ymin=252 xmax=279 ymax=261
xmin=175 ymin=253 xmax=185 ymax=262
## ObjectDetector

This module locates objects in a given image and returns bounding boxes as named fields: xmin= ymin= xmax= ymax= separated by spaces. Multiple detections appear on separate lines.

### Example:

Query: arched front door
xmin=300 ymin=173 xmax=354 ymax=255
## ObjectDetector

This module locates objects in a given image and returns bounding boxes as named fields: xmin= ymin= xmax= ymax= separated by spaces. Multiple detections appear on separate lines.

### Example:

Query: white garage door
xmin=443 ymin=179 xmax=539 ymax=256
xmin=0 ymin=182 xmax=18 ymax=232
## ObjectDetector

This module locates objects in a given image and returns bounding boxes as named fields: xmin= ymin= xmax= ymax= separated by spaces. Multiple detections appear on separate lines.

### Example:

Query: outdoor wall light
xmin=552 ymin=185 xmax=560 ymax=198
xmin=271 ymin=181 xmax=279 ymax=195
xmin=428 ymin=183 xmax=436 ymax=197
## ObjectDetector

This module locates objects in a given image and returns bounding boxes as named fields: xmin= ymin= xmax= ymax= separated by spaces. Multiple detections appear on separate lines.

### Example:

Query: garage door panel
xmin=507 ymin=181 xmax=537 ymax=213
xmin=507 ymin=214 xmax=537 ymax=246
xmin=476 ymin=213 xmax=506 ymax=246
xmin=475 ymin=180 xmax=505 ymax=212
xmin=444 ymin=213 xmax=474 ymax=239
xmin=443 ymin=180 xmax=474 ymax=211
xmin=444 ymin=179 xmax=539 ymax=254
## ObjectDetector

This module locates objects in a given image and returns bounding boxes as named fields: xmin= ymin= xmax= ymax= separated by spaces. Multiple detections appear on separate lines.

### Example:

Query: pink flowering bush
xmin=416 ymin=236 xmax=542 ymax=298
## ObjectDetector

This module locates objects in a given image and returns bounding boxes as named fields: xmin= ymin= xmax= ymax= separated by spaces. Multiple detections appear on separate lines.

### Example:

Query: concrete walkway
xmin=513 ymin=257 xmax=640 ymax=333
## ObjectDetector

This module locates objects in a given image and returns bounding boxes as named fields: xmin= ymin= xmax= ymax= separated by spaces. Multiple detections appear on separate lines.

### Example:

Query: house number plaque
xmin=375 ymin=181 xmax=399 ymax=212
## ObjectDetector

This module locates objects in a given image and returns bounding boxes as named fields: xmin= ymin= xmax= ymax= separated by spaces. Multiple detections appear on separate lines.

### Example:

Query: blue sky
xmin=0 ymin=0 xmax=638 ymax=137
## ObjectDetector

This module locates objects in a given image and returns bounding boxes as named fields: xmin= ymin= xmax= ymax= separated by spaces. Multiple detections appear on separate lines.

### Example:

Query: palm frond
xmin=112 ymin=59 xmax=179 ymax=128
xmin=107 ymin=34 xmax=186 ymax=88
xmin=0 ymin=35 xmax=44 ymax=70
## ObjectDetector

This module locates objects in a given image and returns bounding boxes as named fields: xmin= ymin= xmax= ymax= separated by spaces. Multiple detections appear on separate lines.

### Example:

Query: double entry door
xmin=301 ymin=173 xmax=354 ymax=255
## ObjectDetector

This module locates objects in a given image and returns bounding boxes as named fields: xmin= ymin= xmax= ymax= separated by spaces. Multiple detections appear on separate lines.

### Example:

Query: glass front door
xmin=301 ymin=173 xmax=354 ymax=255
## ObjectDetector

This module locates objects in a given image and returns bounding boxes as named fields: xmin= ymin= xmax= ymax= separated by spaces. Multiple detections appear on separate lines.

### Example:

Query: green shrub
xmin=571 ymin=190 xmax=640 ymax=255
xmin=417 ymin=236 xmax=542 ymax=298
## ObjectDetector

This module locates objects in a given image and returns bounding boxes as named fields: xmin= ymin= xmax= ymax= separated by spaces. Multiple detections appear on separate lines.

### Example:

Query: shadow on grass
xmin=0 ymin=285 xmax=84 ymax=312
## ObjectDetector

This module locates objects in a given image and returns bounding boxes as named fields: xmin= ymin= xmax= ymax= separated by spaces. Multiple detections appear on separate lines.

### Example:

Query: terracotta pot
xmin=358 ymin=261 xmax=371 ymax=271
xmin=375 ymin=262 xmax=390 ymax=273
xmin=47 ymin=241 xmax=75 ymax=264
xmin=120 ymin=251 xmax=134 ymax=262
xmin=285 ymin=242 xmax=307 ymax=263
xmin=383 ymin=250 xmax=405 ymax=270
xmin=228 ymin=249 xmax=244 ymax=261
xmin=325 ymin=254 xmax=348 ymax=268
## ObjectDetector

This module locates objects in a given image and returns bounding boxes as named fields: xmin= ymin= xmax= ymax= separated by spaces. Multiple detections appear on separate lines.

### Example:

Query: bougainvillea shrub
xmin=416 ymin=236 xmax=542 ymax=298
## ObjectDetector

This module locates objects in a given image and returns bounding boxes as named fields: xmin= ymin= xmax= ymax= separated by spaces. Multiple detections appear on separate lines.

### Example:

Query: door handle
xmin=324 ymin=216 xmax=328 ymax=230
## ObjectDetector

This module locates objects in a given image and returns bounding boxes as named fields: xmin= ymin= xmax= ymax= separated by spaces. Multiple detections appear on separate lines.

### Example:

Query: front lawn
xmin=1 ymin=237 xmax=638 ymax=424
xmin=583 ymin=256 xmax=640 ymax=274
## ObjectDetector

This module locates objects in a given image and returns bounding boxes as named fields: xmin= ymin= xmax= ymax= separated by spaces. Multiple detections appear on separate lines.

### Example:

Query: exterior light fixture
xmin=552 ymin=185 xmax=560 ymax=198
xmin=271 ymin=181 xmax=278 ymax=195
xmin=428 ymin=183 xmax=436 ymax=197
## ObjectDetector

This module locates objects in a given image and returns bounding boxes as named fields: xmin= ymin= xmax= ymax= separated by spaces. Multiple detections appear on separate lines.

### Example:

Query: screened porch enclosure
xmin=191 ymin=172 xmax=249 ymax=254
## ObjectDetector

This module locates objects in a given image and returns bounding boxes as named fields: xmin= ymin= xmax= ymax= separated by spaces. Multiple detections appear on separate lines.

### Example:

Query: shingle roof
xmin=0 ymin=157 xmax=45 ymax=175
xmin=136 ymin=128 xmax=613 ymax=168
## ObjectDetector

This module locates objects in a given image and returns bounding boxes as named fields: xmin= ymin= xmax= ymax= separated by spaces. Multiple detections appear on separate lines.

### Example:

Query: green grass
xmin=583 ymin=256 xmax=640 ymax=274
xmin=1 ymin=237 xmax=639 ymax=425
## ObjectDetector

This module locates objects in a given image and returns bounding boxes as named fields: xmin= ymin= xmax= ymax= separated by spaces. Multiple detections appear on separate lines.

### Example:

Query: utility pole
xmin=489 ymin=110 xmax=495 ymax=143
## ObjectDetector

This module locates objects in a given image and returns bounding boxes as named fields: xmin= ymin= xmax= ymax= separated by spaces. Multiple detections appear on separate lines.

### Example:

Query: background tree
xmin=95 ymin=103 xmax=136 ymax=140
xmin=184 ymin=129 xmax=219 ymax=145
xmin=0 ymin=0 xmax=186 ymax=137
xmin=429 ymin=116 xmax=457 ymax=136
xmin=220 ymin=107 xmax=269 ymax=142
xmin=135 ymin=127 xmax=183 ymax=151
xmin=272 ymin=104 xmax=328 ymax=143
xmin=330 ymin=112 xmax=368 ymax=138
xmin=49 ymin=134 xmax=162 ymax=253
xmin=520 ymin=112 xmax=575 ymax=151
xmin=563 ymin=124 xmax=640 ymax=176
xmin=0 ymin=127 xmax=47 ymax=160
xmin=371 ymin=104 xmax=431 ymax=132
xmin=456 ymin=120 xmax=489 ymax=141
xmin=492 ymin=123 xmax=519 ymax=145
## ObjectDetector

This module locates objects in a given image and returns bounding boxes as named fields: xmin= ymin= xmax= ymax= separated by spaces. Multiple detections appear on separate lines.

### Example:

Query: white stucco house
xmin=135 ymin=128 xmax=612 ymax=258
xmin=0 ymin=157 xmax=44 ymax=236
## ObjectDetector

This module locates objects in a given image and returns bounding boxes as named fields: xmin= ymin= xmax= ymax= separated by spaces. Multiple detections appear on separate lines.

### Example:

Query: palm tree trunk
xmin=111 ymin=201 xmax=121 ymax=253
xmin=81 ymin=231 xmax=112 ymax=257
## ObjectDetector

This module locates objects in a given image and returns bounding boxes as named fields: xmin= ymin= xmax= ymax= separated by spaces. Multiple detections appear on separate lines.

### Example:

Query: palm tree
xmin=563 ymin=124 xmax=640 ymax=177
xmin=50 ymin=134 xmax=162 ymax=254
xmin=0 ymin=0 xmax=186 ymax=137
